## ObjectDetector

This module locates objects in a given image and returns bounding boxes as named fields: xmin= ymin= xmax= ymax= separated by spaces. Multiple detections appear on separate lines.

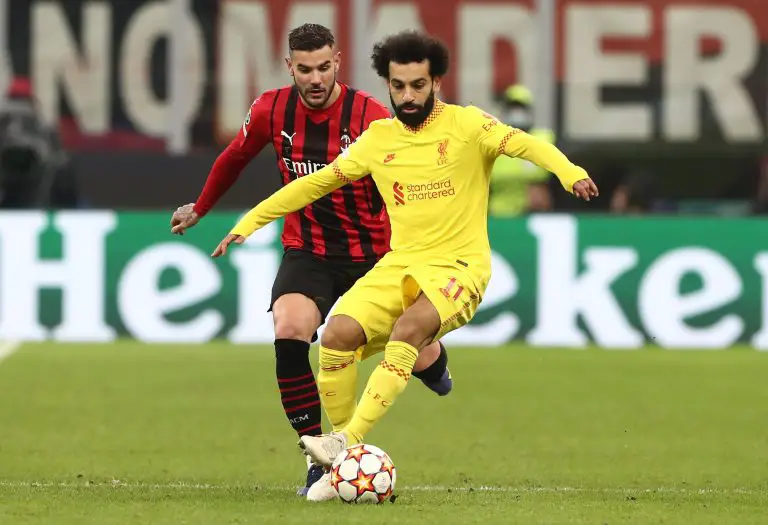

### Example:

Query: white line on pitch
xmin=0 ymin=480 xmax=760 ymax=495
xmin=0 ymin=341 xmax=21 ymax=363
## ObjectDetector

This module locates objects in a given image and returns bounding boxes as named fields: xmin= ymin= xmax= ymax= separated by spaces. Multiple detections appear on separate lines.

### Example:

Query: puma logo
xmin=281 ymin=130 xmax=297 ymax=146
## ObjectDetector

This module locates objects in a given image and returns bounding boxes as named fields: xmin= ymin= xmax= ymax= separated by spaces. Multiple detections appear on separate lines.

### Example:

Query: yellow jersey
xmin=231 ymin=100 xmax=588 ymax=286
xmin=490 ymin=127 xmax=556 ymax=216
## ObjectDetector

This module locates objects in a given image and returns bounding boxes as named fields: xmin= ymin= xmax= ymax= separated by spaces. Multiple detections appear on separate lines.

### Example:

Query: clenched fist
xmin=170 ymin=203 xmax=200 ymax=235
xmin=572 ymin=178 xmax=599 ymax=202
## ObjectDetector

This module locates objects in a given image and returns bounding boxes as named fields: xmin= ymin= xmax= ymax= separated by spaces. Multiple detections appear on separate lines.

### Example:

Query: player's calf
xmin=412 ymin=341 xmax=452 ymax=396
xmin=315 ymin=315 xmax=367 ymax=431
xmin=272 ymin=294 xmax=327 ymax=495
xmin=273 ymin=294 xmax=324 ymax=438
xmin=335 ymin=299 xmax=445 ymax=446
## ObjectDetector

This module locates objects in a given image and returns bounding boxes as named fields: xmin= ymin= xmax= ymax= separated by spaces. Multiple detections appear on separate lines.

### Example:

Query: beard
xmin=297 ymin=74 xmax=335 ymax=109
xmin=391 ymin=89 xmax=436 ymax=128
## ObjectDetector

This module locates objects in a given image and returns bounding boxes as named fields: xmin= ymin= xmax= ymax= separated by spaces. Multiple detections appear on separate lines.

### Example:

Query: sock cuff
xmin=412 ymin=342 xmax=447 ymax=381
xmin=383 ymin=341 xmax=419 ymax=372
xmin=274 ymin=339 xmax=310 ymax=353
xmin=319 ymin=346 xmax=357 ymax=370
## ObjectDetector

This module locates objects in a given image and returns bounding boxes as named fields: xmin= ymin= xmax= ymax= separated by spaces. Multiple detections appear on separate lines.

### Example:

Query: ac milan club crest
xmin=340 ymin=129 xmax=352 ymax=153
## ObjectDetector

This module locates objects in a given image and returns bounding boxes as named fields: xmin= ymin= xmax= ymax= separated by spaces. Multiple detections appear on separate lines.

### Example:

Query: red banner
xmin=6 ymin=0 xmax=766 ymax=150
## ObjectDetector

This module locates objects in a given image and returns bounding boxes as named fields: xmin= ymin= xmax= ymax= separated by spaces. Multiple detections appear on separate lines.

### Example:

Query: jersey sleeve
xmin=193 ymin=92 xmax=274 ymax=216
xmin=233 ymin=93 xmax=273 ymax=152
xmin=230 ymin=126 xmax=375 ymax=238
xmin=465 ymin=105 xmax=589 ymax=193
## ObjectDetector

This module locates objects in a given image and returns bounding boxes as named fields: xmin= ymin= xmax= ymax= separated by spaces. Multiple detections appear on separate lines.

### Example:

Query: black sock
xmin=274 ymin=339 xmax=322 ymax=437
xmin=412 ymin=342 xmax=448 ymax=382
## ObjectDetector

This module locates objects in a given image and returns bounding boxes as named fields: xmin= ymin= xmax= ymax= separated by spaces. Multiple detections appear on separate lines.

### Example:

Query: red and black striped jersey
xmin=194 ymin=83 xmax=391 ymax=263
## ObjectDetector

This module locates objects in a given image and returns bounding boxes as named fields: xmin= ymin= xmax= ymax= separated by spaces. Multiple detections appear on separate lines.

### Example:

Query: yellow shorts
xmin=334 ymin=259 xmax=484 ymax=361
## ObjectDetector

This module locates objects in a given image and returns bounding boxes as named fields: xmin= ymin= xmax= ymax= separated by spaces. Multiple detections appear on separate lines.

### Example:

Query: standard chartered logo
xmin=405 ymin=179 xmax=455 ymax=201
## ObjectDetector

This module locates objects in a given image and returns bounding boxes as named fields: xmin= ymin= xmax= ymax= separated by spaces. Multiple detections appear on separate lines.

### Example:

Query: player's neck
xmin=300 ymin=82 xmax=342 ymax=111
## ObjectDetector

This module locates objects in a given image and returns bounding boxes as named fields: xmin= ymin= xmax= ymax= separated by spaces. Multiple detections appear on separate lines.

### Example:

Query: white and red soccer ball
xmin=330 ymin=444 xmax=396 ymax=504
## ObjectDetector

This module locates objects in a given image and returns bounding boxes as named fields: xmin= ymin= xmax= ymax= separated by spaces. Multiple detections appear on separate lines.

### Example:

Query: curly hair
xmin=288 ymin=23 xmax=335 ymax=52
xmin=371 ymin=31 xmax=449 ymax=79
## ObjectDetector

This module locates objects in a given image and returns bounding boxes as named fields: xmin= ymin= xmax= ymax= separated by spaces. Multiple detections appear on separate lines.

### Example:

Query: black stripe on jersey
xmin=269 ymin=88 xmax=282 ymax=180
xmin=358 ymin=96 xmax=369 ymax=133
xmin=283 ymin=87 xmax=314 ymax=252
xmin=304 ymin=118 xmax=350 ymax=257
xmin=339 ymin=90 xmax=377 ymax=261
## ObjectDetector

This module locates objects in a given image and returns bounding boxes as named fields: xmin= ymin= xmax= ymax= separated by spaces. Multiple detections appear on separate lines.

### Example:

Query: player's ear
xmin=285 ymin=56 xmax=294 ymax=75
xmin=334 ymin=51 xmax=341 ymax=72
xmin=432 ymin=76 xmax=442 ymax=93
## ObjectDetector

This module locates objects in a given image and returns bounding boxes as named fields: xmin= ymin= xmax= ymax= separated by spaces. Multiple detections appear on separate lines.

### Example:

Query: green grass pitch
xmin=0 ymin=342 xmax=766 ymax=524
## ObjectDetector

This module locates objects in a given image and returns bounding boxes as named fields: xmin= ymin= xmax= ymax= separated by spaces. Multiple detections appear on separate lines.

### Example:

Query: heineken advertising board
xmin=0 ymin=211 xmax=766 ymax=349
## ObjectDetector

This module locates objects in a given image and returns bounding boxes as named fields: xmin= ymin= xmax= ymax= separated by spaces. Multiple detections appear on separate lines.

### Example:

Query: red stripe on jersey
xmin=355 ymin=94 xmax=392 ymax=259
xmin=349 ymin=91 xmax=367 ymax=135
xmin=266 ymin=84 xmax=392 ymax=262
xmin=270 ymin=88 xmax=303 ymax=251
xmin=326 ymin=94 xmax=365 ymax=261
xmin=291 ymin=102 xmax=327 ymax=258
xmin=354 ymin=180 xmax=391 ymax=258
xmin=327 ymin=90 xmax=386 ymax=262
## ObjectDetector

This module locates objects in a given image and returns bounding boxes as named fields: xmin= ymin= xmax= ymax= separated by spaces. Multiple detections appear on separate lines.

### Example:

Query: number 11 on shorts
xmin=440 ymin=277 xmax=464 ymax=301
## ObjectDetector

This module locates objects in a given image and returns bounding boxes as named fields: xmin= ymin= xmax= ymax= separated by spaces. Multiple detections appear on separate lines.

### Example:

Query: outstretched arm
xmin=469 ymin=106 xmax=598 ymax=200
xmin=212 ymin=128 xmax=374 ymax=256
xmin=498 ymin=129 xmax=598 ymax=200
xmin=233 ymin=164 xmax=352 ymax=236
xmin=171 ymin=94 xmax=273 ymax=235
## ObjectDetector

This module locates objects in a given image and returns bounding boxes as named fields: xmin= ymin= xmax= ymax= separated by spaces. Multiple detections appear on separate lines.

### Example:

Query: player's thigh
xmin=403 ymin=264 xmax=482 ymax=342
xmin=270 ymin=250 xmax=335 ymax=341
xmin=331 ymin=262 xmax=406 ymax=356
xmin=389 ymin=293 xmax=442 ymax=349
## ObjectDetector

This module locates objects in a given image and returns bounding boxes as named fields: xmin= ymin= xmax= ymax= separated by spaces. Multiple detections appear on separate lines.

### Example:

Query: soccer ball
xmin=330 ymin=444 xmax=396 ymax=504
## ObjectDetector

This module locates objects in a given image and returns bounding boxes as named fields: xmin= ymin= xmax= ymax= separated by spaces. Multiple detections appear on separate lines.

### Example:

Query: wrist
xmin=192 ymin=202 xmax=207 ymax=217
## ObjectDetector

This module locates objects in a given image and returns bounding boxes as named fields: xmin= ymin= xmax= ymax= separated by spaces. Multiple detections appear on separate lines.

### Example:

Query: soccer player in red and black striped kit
xmin=170 ymin=24 xmax=451 ymax=496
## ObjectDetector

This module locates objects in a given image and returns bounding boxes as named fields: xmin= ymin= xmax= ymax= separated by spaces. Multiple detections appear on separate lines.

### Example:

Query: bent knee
xmin=272 ymin=295 xmax=320 ymax=342
xmin=273 ymin=318 xmax=316 ymax=341
xmin=392 ymin=315 xmax=439 ymax=350
xmin=320 ymin=315 xmax=366 ymax=351
xmin=391 ymin=316 xmax=422 ymax=342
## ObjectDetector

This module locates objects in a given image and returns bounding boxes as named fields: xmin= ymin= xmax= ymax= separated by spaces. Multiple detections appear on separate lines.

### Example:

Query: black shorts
xmin=270 ymin=249 xmax=377 ymax=341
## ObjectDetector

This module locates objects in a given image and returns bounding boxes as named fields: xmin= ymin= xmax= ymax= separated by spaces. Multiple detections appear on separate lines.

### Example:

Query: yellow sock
xmin=343 ymin=341 xmax=418 ymax=444
xmin=318 ymin=346 xmax=358 ymax=431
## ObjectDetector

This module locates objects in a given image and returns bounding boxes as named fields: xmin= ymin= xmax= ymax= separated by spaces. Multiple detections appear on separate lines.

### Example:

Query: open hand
xmin=170 ymin=203 xmax=200 ymax=235
xmin=212 ymin=234 xmax=245 ymax=257
xmin=572 ymin=178 xmax=599 ymax=201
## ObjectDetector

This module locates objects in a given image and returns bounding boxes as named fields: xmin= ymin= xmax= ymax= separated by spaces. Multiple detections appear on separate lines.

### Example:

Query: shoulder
xmin=454 ymin=105 xmax=507 ymax=137
xmin=362 ymin=91 xmax=391 ymax=116
xmin=241 ymin=87 xmax=293 ymax=138
xmin=365 ymin=117 xmax=395 ymax=135
xmin=251 ymin=86 xmax=293 ymax=111
xmin=346 ymin=86 xmax=391 ymax=121
xmin=456 ymin=104 xmax=500 ymax=123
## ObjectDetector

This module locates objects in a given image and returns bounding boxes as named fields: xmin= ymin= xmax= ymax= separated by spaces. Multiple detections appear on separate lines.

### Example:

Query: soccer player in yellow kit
xmin=213 ymin=30 xmax=598 ymax=499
